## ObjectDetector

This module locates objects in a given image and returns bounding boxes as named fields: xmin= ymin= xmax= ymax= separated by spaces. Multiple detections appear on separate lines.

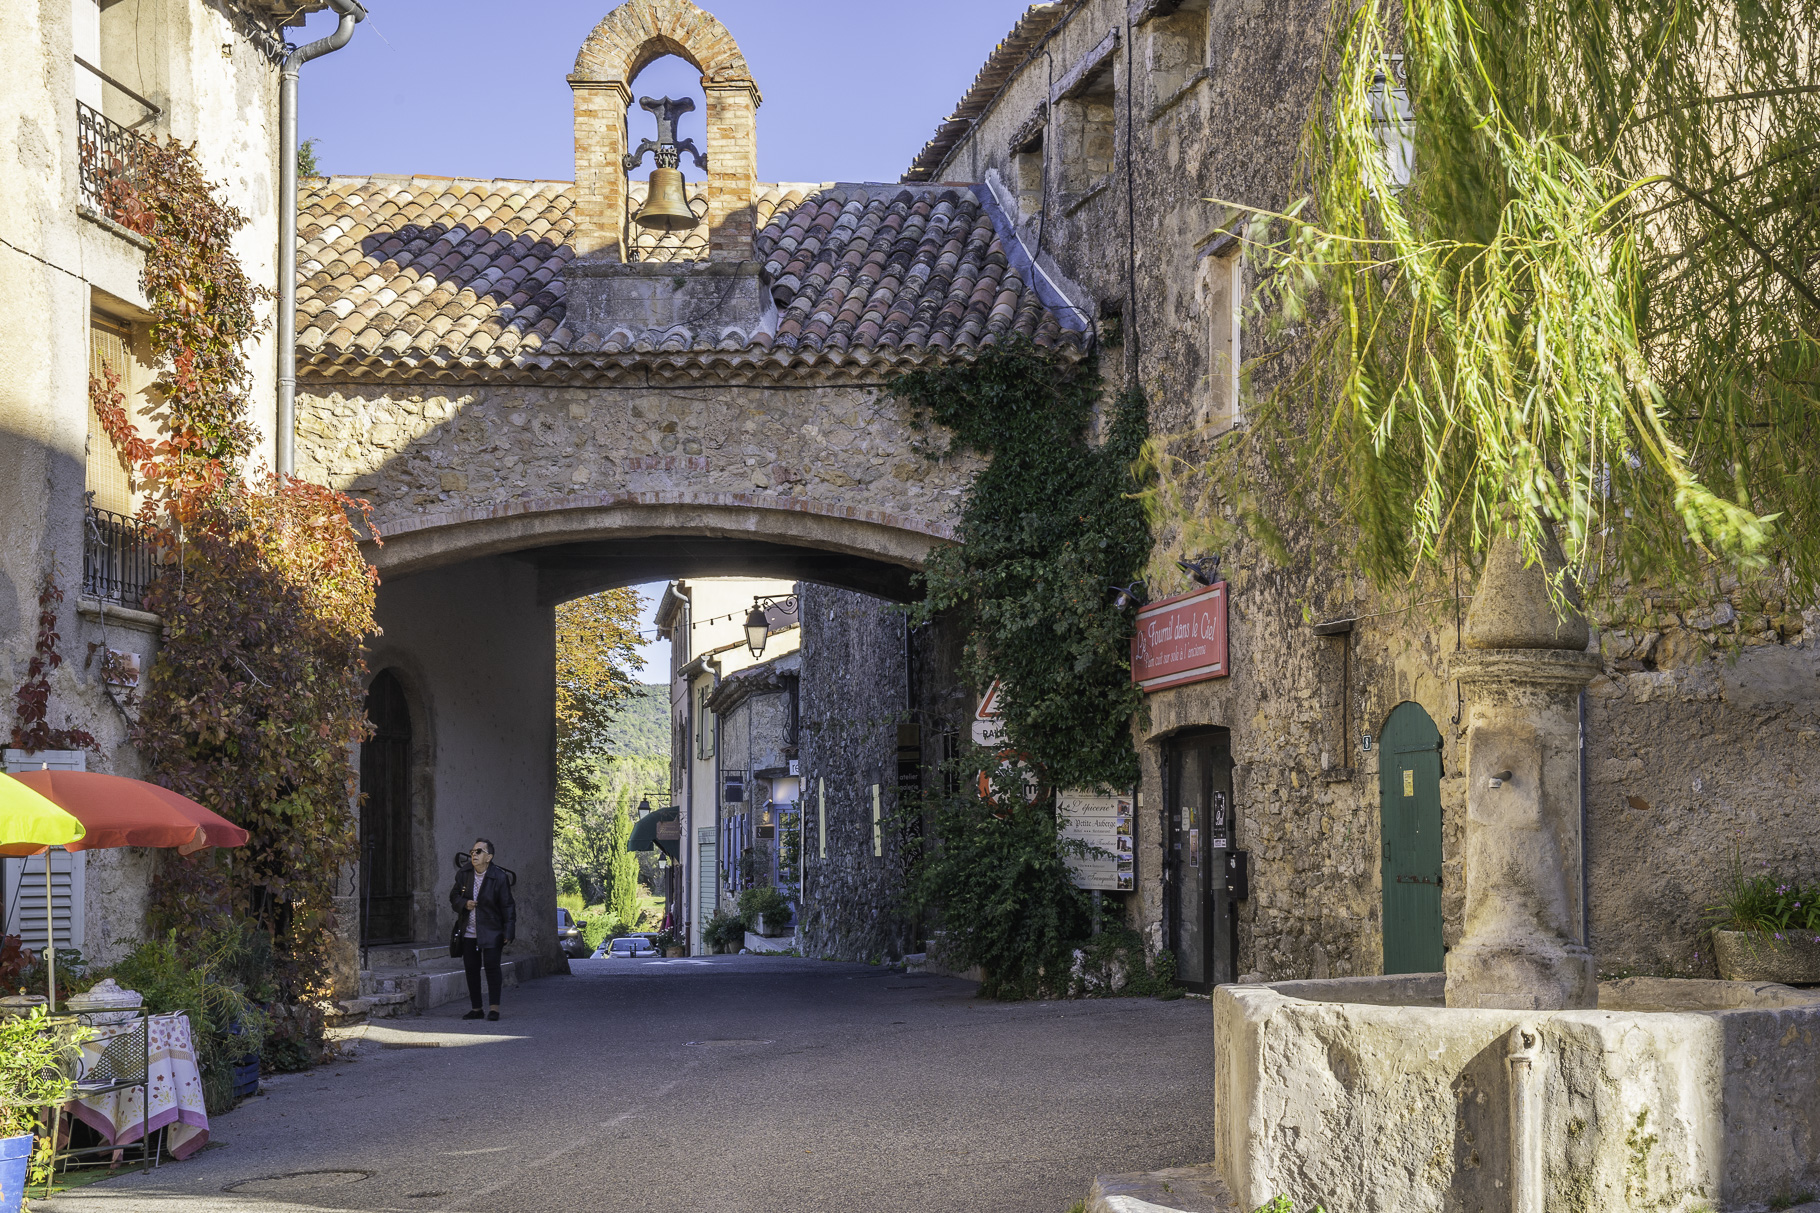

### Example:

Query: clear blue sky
xmin=293 ymin=1 xmax=1038 ymax=184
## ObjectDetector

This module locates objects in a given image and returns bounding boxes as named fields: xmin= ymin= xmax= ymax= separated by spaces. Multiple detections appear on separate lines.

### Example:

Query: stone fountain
xmin=1204 ymin=539 xmax=1820 ymax=1213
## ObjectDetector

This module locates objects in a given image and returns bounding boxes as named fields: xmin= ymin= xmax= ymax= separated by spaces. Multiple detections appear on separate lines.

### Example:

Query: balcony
xmin=76 ymin=100 xmax=149 ymax=229
xmin=83 ymin=505 xmax=159 ymax=610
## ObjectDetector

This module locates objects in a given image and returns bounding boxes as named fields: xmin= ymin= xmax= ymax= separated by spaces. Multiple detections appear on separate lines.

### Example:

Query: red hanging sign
xmin=1131 ymin=583 xmax=1229 ymax=692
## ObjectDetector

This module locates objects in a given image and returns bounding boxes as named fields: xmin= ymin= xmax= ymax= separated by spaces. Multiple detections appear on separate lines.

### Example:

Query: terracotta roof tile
xmin=297 ymin=175 xmax=1085 ymax=376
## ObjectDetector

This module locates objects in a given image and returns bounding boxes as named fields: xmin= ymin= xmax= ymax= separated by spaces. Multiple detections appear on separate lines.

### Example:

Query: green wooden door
xmin=1380 ymin=702 xmax=1444 ymax=973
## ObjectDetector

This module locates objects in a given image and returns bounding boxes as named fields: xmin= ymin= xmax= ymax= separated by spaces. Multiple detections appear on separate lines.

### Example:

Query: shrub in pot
xmin=701 ymin=909 xmax=747 ymax=953
xmin=1707 ymin=867 xmax=1820 ymax=984
xmin=0 ymin=1006 xmax=88 ymax=1206
xmin=737 ymin=886 xmax=793 ymax=937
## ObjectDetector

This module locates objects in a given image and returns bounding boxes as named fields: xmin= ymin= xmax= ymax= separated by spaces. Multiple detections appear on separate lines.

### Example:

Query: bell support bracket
xmin=624 ymin=95 xmax=708 ymax=172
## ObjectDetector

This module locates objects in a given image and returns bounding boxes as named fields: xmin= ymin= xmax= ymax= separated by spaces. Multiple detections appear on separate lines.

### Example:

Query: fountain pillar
xmin=1446 ymin=536 xmax=1601 ymax=1010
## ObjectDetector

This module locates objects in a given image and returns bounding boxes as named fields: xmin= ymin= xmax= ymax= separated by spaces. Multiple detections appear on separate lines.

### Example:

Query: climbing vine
xmin=893 ymin=343 xmax=1150 ymax=792
xmin=91 ymin=135 xmax=377 ymax=1004
xmin=8 ymin=574 xmax=99 ymax=753
xmin=890 ymin=343 xmax=1155 ymax=998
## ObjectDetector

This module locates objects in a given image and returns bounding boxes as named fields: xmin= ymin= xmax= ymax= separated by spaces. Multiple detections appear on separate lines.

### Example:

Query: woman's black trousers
xmin=464 ymin=943 xmax=503 ymax=1009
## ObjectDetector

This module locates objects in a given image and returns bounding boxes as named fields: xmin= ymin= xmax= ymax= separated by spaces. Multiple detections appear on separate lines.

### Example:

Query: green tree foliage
xmin=1154 ymin=0 xmax=1820 ymax=602
xmin=297 ymin=137 xmax=321 ymax=178
xmin=893 ymin=345 xmax=1151 ymax=792
xmin=604 ymin=792 xmax=642 ymax=924
xmin=554 ymin=589 xmax=644 ymax=814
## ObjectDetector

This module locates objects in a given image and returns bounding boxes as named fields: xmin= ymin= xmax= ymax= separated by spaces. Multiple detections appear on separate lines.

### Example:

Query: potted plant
xmin=738 ymin=886 xmax=793 ymax=938
xmin=0 ymin=1006 xmax=87 ymax=1211
xmin=1707 ymin=865 xmax=1820 ymax=984
xmin=701 ymin=909 xmax=746 ymax=954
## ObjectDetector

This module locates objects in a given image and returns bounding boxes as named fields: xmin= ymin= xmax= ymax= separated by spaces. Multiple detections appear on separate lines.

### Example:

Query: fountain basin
xmin=1214 ymin=974 xmax=1820 ymax=1212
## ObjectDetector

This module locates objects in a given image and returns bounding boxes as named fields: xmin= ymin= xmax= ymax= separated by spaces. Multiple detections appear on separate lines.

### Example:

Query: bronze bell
xmin=635 ymin=167 xmax=696 ymax=232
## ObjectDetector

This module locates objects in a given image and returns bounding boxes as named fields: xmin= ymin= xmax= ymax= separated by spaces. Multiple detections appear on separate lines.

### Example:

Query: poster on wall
xmin=1131 ymin=583 xmax=1229 ymax=692
xmin=1057 ymin=790 xmax=1134 ymax=891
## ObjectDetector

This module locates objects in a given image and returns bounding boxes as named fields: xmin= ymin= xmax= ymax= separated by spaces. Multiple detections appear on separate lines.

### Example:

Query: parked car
xmin=557 ymin=908 xmax=589 ymax=958
xmin=595 ymin=935 xmax=658 ymax=959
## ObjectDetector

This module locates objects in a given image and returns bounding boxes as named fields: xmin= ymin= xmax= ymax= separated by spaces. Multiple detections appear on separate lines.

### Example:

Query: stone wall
xmin=294 ymin=379 xmax=972 ymax=547
xmin=796 ymin=583 xmax=918 ymax=962
xmin=933 ymin=0 xmax=1818 ymax=982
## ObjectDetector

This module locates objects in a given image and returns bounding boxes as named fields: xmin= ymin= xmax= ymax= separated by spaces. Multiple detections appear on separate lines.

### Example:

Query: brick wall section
xmin=569 ymin=0 xmax=758 ymax=264
xmin=570 ymin=81 xmax=630 ymax=261
xmin=704 ymin=84 xmax=758 ymax=258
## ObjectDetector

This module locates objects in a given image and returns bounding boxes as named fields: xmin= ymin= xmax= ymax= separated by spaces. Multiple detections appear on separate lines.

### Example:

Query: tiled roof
xmin=296 ymin=175 xmax=1085 ymax=379
xmin=901 ymin=3 xmax=1069 ymax=183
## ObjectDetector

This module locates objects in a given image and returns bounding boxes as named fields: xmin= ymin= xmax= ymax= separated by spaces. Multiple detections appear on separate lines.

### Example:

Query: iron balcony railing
xmin=76 ymin=99 xmax=143 ymax=219
xmin=83 ymin=505 xmax=159 ymax=609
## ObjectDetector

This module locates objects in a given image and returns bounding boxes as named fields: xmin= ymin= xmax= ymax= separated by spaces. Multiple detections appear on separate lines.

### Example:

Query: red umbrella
xmin=0 ymin=770 xmax=246 ymax=857
xmin=0 ymin=770 xmax=248 ymax=1010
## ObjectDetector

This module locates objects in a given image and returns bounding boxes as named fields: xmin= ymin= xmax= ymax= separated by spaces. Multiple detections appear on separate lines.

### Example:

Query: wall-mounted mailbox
xmin=1224 ymin=849 xmax=1250 ymax=901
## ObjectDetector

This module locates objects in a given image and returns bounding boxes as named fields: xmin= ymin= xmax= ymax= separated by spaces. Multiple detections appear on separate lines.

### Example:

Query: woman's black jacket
xmin=449 ymin=865 xmax=516 ymax=950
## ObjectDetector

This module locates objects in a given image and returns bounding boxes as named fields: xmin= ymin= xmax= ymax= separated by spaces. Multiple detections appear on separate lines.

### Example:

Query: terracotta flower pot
xmin=1713 ymin=929 xmax=1820 ymax=984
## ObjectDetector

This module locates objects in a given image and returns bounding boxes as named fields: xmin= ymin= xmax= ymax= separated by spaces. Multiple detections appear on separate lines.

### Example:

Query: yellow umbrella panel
xmin=0 ymin=773 xmax=87 ymax=1011
xmin=0 ymin=773 xmax=86 ymax=856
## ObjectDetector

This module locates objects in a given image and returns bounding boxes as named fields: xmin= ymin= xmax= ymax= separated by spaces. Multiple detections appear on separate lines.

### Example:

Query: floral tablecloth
xmin=66 ymin=1011 xmax=210 ymax=1160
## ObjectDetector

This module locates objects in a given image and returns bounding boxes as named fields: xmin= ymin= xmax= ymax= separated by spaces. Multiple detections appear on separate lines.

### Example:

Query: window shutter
xmin=2 ymin=749 xmax=89 ymax=956
xmin=87 ymin=315 xmax=135 ymax=516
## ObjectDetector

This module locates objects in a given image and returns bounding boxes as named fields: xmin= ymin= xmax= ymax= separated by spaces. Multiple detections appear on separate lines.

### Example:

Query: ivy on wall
xmin=890 ymin=343 xmax=1157 ymax=998
xmin=91 ymin=136 xmax=377 ymax=1005
xmin=893 ymin=343 xmax=1150 ymax=793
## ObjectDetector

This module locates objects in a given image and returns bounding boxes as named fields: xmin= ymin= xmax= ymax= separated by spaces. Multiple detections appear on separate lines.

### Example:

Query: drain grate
xmin=685 ymin=1038 xmax=773 ymax=1046
xmin=226 ymin=1170 xmax=370 ymax=1194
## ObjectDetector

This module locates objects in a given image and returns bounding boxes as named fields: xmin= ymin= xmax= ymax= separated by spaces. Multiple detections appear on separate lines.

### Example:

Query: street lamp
xmin=743 ymin=595 xmax=799 ymax=659
xmin=744 ymin=606 xmax=771 ymax=657
xmin=636 ymin=796 xmax=652 ymax=817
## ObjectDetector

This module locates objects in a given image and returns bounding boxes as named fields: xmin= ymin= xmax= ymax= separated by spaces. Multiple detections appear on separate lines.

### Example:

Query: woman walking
xmin=451 ymin=837 xmax=515 ymax=1020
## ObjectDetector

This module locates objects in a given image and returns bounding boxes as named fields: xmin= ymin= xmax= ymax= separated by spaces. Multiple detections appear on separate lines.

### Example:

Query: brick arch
xmin=571 ymin=0 xmax=754 ymax=87
xmin=569 ymin=0 xmax=761 ymax=262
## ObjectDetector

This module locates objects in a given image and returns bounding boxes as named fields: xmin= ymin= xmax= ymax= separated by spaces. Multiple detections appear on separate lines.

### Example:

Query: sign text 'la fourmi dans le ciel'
xmin=1131 ymin=583 xmax=1229 ymax=692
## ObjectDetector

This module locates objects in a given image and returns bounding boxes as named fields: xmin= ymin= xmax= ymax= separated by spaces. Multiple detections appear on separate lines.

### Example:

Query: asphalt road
xmin=45 ymin=955 xmax=1216 ymax=1213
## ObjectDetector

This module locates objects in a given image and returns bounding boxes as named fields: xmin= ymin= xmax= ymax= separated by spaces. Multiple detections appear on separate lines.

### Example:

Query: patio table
xmin=66 ymin=1012 xmax=210 ymax=1160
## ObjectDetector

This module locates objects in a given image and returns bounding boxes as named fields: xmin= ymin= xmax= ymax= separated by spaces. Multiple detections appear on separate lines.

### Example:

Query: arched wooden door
xmin=360 ymin=670 xmax=414 ymax=945
xmin=1380 ymin=701 xmax=1444 ymax=973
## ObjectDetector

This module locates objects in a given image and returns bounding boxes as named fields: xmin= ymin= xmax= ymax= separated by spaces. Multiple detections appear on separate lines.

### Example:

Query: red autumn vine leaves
xmin=84 ymin=134 xmax=379 ymax=1000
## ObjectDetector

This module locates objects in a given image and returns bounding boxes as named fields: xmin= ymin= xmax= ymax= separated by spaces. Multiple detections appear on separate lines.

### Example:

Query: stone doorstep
xmin=1087 ymin=1166 xmax=1235 ymax=1213
xmin=364 ymin=942 xmax=451 ymax=968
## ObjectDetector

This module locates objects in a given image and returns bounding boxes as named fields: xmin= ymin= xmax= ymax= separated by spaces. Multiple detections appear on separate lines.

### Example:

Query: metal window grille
xmin=83 ymin=505 xmax=158 ymax=609
xmin=76 ymin=99 xmax=142 ymax=218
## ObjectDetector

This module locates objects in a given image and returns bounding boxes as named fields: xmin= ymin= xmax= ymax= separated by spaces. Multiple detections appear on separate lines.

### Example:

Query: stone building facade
xmin=913 ymin=0 xmax=1820 ymax=984
xmin=290 ymin=0 xmax=1085 ymax=979
xmin=0 ymin=0 xmax=340 ymax=965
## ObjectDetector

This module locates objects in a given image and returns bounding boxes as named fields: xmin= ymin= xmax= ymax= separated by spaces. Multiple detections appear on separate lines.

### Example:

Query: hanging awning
xmin=627 ymin=804 xmax=680 ymax=861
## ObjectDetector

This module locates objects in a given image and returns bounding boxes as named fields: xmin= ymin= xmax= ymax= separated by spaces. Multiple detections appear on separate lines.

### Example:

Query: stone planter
xmin=1714 ymin=929 xmax=1820 ymax=984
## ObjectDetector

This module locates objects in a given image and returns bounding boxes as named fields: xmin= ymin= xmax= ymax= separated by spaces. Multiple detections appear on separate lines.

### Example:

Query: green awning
xmin=627 ymin=804 xmax=680 ymax=860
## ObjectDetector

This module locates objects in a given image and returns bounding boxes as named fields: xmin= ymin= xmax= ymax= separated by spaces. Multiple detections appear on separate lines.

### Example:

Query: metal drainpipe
xmin=277 ymin=0 xmax=367 ymax=476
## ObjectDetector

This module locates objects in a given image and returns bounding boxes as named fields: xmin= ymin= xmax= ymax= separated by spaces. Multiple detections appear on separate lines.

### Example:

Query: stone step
xmin=1086 ymin=1166 xmax=1235 ymax=1213
xmin=416 ymin=958 xmax=527 ymax=1011
xmin=363 ymin=941 xmax=450 ymax=968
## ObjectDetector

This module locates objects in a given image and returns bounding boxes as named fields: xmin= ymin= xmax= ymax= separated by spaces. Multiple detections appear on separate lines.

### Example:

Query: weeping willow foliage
xmin=1160 ymin=0 xmax=1820 ymax=599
